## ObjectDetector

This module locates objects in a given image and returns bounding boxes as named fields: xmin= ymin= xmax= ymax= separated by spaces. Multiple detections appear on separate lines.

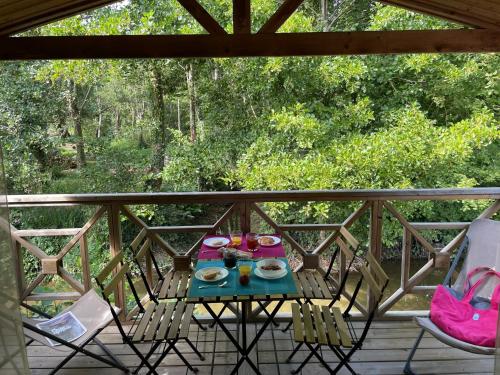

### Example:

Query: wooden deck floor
xmin=26 ymin=320 xmax=494 ymax=375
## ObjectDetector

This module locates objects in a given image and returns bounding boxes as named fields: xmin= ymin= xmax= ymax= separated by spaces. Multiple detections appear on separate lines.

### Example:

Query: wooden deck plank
xmin=26 ymin=320 xmax=494 ymax=374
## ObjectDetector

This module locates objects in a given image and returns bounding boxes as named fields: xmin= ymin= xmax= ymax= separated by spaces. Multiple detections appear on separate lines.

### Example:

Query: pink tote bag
xmin=430 ymin=268 xmax=500 ymax=347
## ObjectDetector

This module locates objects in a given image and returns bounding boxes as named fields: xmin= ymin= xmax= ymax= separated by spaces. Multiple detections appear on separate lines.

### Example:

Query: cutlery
xmin=198 ymin=281 xmax=228 ymax=289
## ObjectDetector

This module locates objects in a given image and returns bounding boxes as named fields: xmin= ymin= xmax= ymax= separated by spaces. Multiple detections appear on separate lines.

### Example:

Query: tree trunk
xmin=146 ymin=64 xmax=167 ymax=191
xmin=321 ymin=0 xmax=329 ymax=31
xmin=96 ymin=97 xmax=102 ymax=138
xmin=177 ymin=98 xmax=182 ymax=132
xmin=67 ymin=79 xmax=86 ymax=168
xmin=114 ymin=110 xmax=121 ymax=136
xmin=186 ymin=63 xmax=197 ymax=143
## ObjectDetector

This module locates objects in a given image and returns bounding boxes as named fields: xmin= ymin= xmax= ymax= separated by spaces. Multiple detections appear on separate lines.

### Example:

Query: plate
xmin=195 ymin=267 xmax=229 ymax=283
xmin=203 ymin=237 xmax=230 ymax=248
xmin=254 ymin=267 xmax=287 ymax=280
xmin=258 ymin=235 xmax=281 ymax=246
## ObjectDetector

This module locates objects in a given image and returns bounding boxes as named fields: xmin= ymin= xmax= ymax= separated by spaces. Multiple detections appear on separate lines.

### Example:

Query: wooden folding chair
xmin=288 ymin=251 xmax=389 ymax=374
xmin=95 ymin=252 xmax=204 ymax=375
xmin=129 ymin=230 xmax=206 ymax=330
xmin=282 ymin=227 xmax=358 ymax=333
xmin=20 ymin=290 xmax=129 ymax=375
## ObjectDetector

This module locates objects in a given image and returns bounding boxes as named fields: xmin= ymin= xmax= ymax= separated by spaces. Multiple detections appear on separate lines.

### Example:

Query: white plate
xmin=203 ymin=237 xmax=230 ymax=248
xmin=254 ymin=267 xmax=287 ymax=280
xmin=195 ymin=267 xmax=229 ymax=283
xmin=257 ymin=235 xmax=281 ymax=246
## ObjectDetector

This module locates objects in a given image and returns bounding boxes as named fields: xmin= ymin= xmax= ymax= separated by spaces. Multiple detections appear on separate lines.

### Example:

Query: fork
xmin=198 ymin=281 xmax=228 ymax=289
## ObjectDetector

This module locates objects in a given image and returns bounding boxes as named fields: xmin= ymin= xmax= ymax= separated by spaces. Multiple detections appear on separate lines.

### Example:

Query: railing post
xmin=369 ymin=200 xmax=383 ymax=313
xmin=239 ymin=201 xmax=251 ymax=233
xmin=401 ymin=228 xmax=412 ymax=290
xmin=108 ymin=204 xmax=125 ymax=320
xmin=79 ymin=234 xmax=91 ymax=292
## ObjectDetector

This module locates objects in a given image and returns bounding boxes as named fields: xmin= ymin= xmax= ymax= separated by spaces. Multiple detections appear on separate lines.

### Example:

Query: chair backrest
xmin=453 ymin=219 xmax=500 ymax=298
xmin=359 ymin=252 xmax=390 ymax=307
xmin=95 ymin=251 xmax=130 ymax=300
xmin=345 ymin=252 xmax=389 ymax=346
xmin=129 ymin=230 xmax=164 ymax=301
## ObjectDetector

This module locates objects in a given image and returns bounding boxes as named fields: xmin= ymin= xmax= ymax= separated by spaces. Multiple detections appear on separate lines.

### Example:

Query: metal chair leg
xmin=404 ymin=328 xmax=425 ymax=375
xmin=133 ymin=340 xmax=162 ymax=375
xmin=185 ymin=338 xmax=205 ymax=361
xmin=192 ymin=315 xmax=207 ymax=331
xmin=330 ymin=345 xmax=357 ymax=375
xmin=170 ymin=340 xmax=199 ymax=372
xmin=291 ymin=343 xmax=320 ymax=374
xmin=306 ymin=343 xmax=335 ymax=374
xmin=286 ymin=342 xmax=303 ymax=363
xmin=48 ymin=349 xmax=79 ymax=375
xmin=93 ymin=337 xmax=128 ymax=370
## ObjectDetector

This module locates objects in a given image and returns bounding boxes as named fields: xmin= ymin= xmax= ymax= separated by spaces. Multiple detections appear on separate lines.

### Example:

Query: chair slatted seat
xmin=131 ymin=301 xmax=193 ymax=342
xmin=292 ymin=304 xmax=352 ymax=347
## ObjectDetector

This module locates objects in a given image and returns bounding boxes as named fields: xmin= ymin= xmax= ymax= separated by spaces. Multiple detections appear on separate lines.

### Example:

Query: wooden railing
xmin=5 ymin=188 xmax=500 ymax=319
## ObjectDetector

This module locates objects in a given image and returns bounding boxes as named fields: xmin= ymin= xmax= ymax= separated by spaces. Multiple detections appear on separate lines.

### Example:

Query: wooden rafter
xmin=232 ymin=0 xmax=251 ymax=34
xmin=258 ymin=0 xmax=304 ymax=34
xmin=176 ymin=0 xmax=227 ymax=35
xmin=0 ymin=29 xmax=498 ymax=60
xmin=381 ymin=0 xmax=500 ymax=30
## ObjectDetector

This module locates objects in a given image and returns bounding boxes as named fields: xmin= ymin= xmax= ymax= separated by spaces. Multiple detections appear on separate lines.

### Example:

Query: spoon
xmin=198 ymin=281 xmax=228 ymax=289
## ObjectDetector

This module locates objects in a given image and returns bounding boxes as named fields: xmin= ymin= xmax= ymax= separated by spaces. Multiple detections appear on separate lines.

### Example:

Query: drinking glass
xmin=246 ymin=232 xmax=258 ymax=251
xmin=230 ymin=232 xmax=242 ymax=248
xmin=223 ymin=251 xmax=237 ymax=269
xmin=239 ymin=262 xmax=252 ymax=285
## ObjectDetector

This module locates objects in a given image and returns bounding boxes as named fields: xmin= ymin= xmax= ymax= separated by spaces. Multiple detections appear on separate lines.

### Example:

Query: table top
xmin=187 ymin=258 xmax=298 ymax=301
xmin=197 ymin=234 xmax=286 ymax=260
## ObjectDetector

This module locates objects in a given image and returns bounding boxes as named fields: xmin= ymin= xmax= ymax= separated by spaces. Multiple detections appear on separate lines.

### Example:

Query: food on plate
xmin=260 ymin=264 xmax=282 ymax=271
xmin=203 ymin=270 xmax=220 ymax=280
xmin=212 ymin=239 xmax=225 ymax=247
xmin=259 ymin=236 xmax=275 ymax=246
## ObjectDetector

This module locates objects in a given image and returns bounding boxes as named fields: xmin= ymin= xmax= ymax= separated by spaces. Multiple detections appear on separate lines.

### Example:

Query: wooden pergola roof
xmin=0 ymin=0 xmax=499 ymax=59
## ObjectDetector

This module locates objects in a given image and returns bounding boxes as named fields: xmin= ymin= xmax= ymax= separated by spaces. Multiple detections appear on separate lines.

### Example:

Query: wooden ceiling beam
xmin=176 ymin=0 xmax=227 ymax=35
xmin=233 ymin=0 xmax=251 ymax=34
xmin=380 ymin=0 xmax=500 ymax=30
xmin=0 ymin=0 xmax=119 ymax=36
xmin=258 ymin=0 xmax=304 ymax=34
xmin=0 ymin=29 xmax=498 ymax=60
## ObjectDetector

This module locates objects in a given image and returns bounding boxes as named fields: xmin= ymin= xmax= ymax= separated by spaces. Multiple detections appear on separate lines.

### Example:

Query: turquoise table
xmin=187 ymin=258 xmax=297 ymax=375
xmin=188 ymin=258 xmax=297 ymax=299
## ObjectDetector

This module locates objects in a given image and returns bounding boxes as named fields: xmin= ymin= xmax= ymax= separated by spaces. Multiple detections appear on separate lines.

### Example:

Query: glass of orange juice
xmin=230 ymin=232 xmax=242 ymax=248
xmin=239 ymin=262 xmax=252 ymax=285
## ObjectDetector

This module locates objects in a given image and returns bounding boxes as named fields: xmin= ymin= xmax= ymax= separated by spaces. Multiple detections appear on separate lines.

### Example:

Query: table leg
xmin=203 ymin=299 xmax=285 ymax=375
xmin=203 ymin=301 xmax=261 ymax=375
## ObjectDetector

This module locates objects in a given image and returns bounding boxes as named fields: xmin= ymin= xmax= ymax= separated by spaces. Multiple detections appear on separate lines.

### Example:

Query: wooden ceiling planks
xmin=0 ymin=0 xmax=118 ymax=35
xmin=381 ymin=0 xmax=500 ymax=30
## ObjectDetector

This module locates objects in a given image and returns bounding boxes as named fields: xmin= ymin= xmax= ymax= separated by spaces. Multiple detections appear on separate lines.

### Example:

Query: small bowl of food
xmin=256 ymin=259 xmax=286 ymax=278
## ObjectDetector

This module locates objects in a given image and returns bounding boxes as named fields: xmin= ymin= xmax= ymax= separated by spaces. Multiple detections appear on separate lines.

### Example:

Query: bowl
xmin=256 ymin=259 xmax=286 ymax=278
